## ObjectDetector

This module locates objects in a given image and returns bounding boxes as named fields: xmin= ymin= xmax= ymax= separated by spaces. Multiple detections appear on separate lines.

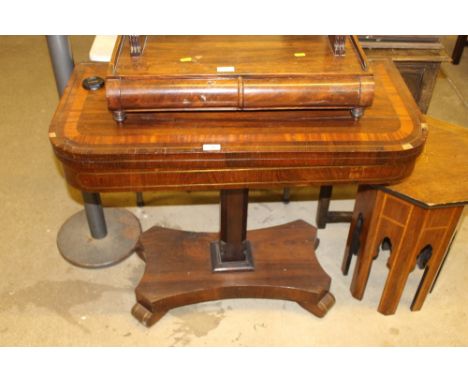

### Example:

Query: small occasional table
xmin=342 ymin=116 xmax=468 ymax=315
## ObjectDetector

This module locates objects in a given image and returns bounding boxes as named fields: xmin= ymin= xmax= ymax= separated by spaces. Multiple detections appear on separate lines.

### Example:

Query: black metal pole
xmin=46 ymin=35 xmax=75 ymax=95
xmin=47 ymin=35 xmax=108 ymax=239
xmin=82 ymin=192 xmax=108 ymax=238
xmin=136 ymin=192 xmax=145 ymax=207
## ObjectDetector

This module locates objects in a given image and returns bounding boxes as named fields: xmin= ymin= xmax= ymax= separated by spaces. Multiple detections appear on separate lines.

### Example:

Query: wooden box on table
xmin=105 ymin=35 xmax=374 ymax=122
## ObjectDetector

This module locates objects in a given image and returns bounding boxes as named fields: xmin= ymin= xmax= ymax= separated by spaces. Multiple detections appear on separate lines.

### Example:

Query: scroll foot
xmin=299 ymin=292 xmax=336 ymax=318
xmin=131 ymin=303 xmax=167 ymax=327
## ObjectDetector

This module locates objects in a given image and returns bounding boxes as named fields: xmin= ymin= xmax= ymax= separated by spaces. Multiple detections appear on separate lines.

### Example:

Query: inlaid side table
xmin=342 ymin=116 xmax=467 ymax=314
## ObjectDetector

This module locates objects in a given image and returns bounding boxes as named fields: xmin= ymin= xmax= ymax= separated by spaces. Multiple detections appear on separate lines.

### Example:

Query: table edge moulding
xmin=49 ymin=60 xmax=425 ymax=193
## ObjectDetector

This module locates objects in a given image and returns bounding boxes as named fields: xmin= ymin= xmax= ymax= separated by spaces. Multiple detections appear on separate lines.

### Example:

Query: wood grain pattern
xmin=358 ymin=36 xmax=446 ymax=52
xmin=219 ymin=189 xmax=248 ymax=262
xmin=132 ymin=220 xmax=335 ymax=327
xmin=343 ymin=117 xmax=468 ymax=314
xmin=128 ymin=35 xmax=145 ymax=56
xmin=360 ymin=37 xmax=450 ymax=113
xmin=363 ymin=48 xmax=451 ymax=63
xmin=344 ymin=187 xmax=463 ymax=314
xmin=378 ymin=116 xmax=468 ymax=207
xmin=314 ymin=39 xmax=450 ymax=229
xmin=106 ymin=36 xmax=374 ymax=114
xmin=110 ymin=36 xmax=366 ymax=76
xmin=49 ymin=60 xmax=425 ymax=193
xmin=329 ymin=35 xmax=346 ymax=56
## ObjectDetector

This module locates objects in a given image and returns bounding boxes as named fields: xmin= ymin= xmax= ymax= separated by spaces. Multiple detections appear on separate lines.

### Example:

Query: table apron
xmin=63 ymin=163 xmax=414 ymax=192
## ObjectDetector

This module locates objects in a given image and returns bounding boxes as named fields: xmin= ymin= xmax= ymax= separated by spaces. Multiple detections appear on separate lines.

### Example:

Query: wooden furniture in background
xmin=49 ymin=60 xmax=424 ymax=326
xmin=106 ymin=36 xmax=374 ymax=122
xmin=315 ymin=185 xmax=353 ymax=228
xmin=315 ymin=36 xmax=450 ymax=229
xmin=342 ymin=117 xmax=467 ymax=315
xmin=452 ymin=36 xmax=468 ymax=65
xmin=359 ymin=36 xmax=450 ymax=113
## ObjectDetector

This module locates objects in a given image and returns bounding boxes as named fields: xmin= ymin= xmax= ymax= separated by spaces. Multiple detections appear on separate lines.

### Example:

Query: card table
xmin=49 ymin=60 xmax=425 ymax=326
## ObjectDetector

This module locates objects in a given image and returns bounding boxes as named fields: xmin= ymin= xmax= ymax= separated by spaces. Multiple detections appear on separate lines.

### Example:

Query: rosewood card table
xmin=49 ymin=60 xmax=425 ymax=327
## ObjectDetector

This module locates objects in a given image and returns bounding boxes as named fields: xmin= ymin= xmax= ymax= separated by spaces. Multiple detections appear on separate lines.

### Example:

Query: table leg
xmin=136 ymin=192 xmax=145 ymax=207
xmin=316 ymin=185 xmax=353 ymax=229
xmin=316 ymin=185 xmax=333 ymax=228
xmin=282 ymin=188 xmax=291 ymax=203
xmin=452 ymin=35 xmax=467 ymax=65
xmin=220 ymin=189 xmax=248 ymax=259
xmin=211 ymin=189 xmax=254 ymax=272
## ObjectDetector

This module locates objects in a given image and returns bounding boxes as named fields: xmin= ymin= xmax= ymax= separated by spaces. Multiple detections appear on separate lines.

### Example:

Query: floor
xmin=0 ymin=36 xmax=467 ymax=346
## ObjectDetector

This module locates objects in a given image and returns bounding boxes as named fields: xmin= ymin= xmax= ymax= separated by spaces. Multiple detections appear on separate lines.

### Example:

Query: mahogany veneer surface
xmin=111 ymin=36 xmax=366 ymax=76
xmin=106 ymin=36 xmax=373 ymax=113
xmin=49 ymin=60 xmax=425 ymax=192
xmin=132 ymin=220 xmax=335 ymax=326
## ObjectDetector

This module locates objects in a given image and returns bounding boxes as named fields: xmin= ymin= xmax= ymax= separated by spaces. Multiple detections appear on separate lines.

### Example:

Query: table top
xmin=380 ymin=116 xmax=468 ymax=207
xmin=93 ymin=35 xmax=451 ymax=65
xmin=106 ymin=36 xmax=374 ymax=112
xmin=358 ymin=35 xmax=450 ymax=63
xmin=110 ymin=36 xmax=368 ymax=77
xmin=49 ymin=60 xmax=425 ymax=192
xmin=364 ymin=49 xmax=451 ymax=63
